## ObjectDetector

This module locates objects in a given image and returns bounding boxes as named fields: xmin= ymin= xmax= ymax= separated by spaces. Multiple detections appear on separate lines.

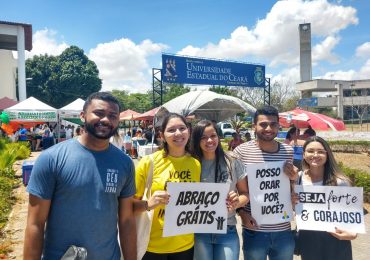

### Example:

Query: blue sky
xmin=1 ymin=0 xmax=370 ymax=93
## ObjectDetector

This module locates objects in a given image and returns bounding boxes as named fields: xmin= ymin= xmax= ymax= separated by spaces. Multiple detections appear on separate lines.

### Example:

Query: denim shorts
xmin=194 ymin=225 xmax=240 ymax=260
xmin=242 ymin=229 xmax=294 ymax=260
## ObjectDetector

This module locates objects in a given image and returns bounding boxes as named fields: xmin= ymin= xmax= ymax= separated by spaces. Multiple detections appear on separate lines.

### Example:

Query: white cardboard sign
xmin=247 ymin=161 xmax=293 ymax=225
xmin=163 ymin=182 xmax=229 ymax=237
xmin=295 ymin=185 xmax=365 ymax=233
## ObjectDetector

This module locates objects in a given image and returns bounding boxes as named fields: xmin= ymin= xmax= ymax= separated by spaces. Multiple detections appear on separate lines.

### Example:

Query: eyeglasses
xmin=305 ymin=149 xmax=327 ymax=156
xmin=258 ymin=122 xmax=279 ymax=129
xmin=201 ymin=134 xmax=219 ymax=141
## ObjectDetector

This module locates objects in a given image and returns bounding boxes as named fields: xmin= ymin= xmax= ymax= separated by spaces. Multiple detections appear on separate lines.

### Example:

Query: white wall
xmin=0 ymin=50 xmax=17 ymax=100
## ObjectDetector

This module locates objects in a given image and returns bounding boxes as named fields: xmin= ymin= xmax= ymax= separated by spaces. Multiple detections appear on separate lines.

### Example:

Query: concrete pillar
xmin=335 ymin=83 xmax=343 ymax=119
xmin=17 ymin=25 xmax=26 ymax=101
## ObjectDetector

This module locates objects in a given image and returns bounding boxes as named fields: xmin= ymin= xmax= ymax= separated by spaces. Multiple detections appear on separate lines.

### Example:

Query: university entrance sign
xmin=162 ymin=54 xmax=265 ymax=88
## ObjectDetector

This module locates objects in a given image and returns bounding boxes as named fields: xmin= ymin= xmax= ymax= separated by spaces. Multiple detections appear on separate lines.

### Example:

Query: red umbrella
xmin=280 ymin=108 xmax=346 ymax=131
xmin=279 ymin=111 xmax=310 ymax=127
xmin=133 ymin=107 xmax=160 ymax=121
xmin=119 ymin=109 xmax=141 ymax=121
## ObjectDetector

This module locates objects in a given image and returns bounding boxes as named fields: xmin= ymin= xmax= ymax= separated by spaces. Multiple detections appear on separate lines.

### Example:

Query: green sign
xmin=8 ymin=111 xmax=57 ymax=121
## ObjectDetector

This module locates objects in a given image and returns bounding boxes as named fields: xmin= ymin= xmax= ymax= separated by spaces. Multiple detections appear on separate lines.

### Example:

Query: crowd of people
xmin=22 ymin=92 xmax=357 ymax=260
xmin=6 ymin=123 xmax=84 ymax=151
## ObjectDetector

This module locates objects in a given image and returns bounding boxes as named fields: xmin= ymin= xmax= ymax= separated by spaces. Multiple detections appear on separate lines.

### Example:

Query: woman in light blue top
xmin=191 ymin=120 xmax=249 ymax=260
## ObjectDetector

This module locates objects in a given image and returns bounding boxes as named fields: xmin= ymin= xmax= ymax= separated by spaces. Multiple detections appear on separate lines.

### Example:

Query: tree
xmin=237 ymin=87 xmax=265 ymax=108
xmin=111 ymin=90 xmax=151 ymax=112
xmin=26 ymin=46 xmax=102 ymax=108
xmin=209 ymin=85 xmax=238 ymax=96
xmin=270 ymin=80 xmax=300 ymax=111
xmin=163 ymin=83 xmax=190 ymax=103
xmin=353 ymin=105 xmax=368 ymax=130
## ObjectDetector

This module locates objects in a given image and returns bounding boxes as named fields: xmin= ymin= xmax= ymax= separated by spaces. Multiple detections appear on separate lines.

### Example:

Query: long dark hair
xmin=302 ymin=136 xmax=350 ymax=186
xmin=191 ymin=120 xmax=232 ymax=182
xmin=160 ymin=113 xmax=190 ymax=157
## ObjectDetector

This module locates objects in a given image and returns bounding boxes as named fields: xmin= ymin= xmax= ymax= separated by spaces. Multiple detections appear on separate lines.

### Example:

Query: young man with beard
xmin=24 ymin=92 xmax=137 ymax=260
xmin=233 ymin=106 xmax=298 ymax=260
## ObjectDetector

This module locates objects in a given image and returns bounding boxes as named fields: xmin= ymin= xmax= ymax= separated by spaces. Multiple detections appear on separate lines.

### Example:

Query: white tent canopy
xmin=59 ymin=98 xmax=85 ymax=117
xmin=157 ymin=90 xmax=256 ymax=122
xmin=5 ymin=96 xmax=58 ymax=122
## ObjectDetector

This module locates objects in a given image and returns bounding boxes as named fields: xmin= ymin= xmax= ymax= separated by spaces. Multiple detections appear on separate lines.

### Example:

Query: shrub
xmin=339 ymin=162 xmax=370 ymax=203
xmin=0 ymin=139 xmax=30 ymax=242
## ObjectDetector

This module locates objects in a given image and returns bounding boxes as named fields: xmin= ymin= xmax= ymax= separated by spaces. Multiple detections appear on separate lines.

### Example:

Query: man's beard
xmin=256 ymin=131 xmax=276 ymax=142
xmin=84 ymin=122 xmax=118 ymax=140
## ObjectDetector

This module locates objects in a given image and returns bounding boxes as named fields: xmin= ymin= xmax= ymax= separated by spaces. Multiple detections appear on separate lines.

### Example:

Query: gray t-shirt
xmin=27 ymin=138 xmax=136 ymax=260
xmin=201 ymin=156 xmax=247 ymax=225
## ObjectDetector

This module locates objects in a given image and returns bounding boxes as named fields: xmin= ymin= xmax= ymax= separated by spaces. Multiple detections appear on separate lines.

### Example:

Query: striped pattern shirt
xmin=233 ymin=140 xmax=294 ymax=232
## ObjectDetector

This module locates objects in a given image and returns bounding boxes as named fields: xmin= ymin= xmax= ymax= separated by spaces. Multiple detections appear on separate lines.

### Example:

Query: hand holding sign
xmin=226 ymin=191 xmax=239 ymax=212
xmin=329 ymin=227 xmax=357 ymax=240
xmin=283 ymin=160 xmax=298 ymax=181
xmin=148 ymin=190 xmax=170 ymax=210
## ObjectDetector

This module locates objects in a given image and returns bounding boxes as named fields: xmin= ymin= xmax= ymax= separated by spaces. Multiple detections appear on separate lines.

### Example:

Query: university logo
xmin=254 ymin=67 xmax=264 ymax=85
xmin=164 ymin=58 xmax=178 ymax=82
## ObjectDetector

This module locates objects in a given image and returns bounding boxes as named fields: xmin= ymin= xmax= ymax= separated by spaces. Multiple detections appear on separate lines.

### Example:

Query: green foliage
xmin=163 ymin=84 xmax=190 ymax=103
xmin=327 ymin=140 xmax=370 ymax=146
xmin=209 ymin=86 xmax=238 ymax=96
xmin=111 ymin=90 xmax=152 ymax=112
xmin=0 ymin=139 xmax=30 ymax=178
xmin=0 ymin=176 xmax=16 ymax=230
xmin=327 ymin=140 xmax=370 ymax=153
xmin=112 ymin=84 xmax=190 ymax=112
xmin=26 ymin=46 xmax=102 ymax=108
xmin=0 ymin=140 xmax=27 ymax=237
xmin=338 ymin=162 xmax=370 ymax=202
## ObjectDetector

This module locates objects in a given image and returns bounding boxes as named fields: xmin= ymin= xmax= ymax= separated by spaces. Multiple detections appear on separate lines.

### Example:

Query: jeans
xmin=194 ymin=225 xmax=240 ymax=260
xmin=242 ymin=229 xmax=294 ymax=260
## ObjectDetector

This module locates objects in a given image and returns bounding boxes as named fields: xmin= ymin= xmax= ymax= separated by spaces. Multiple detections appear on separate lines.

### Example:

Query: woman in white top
xmin=295 ymin=136 xmax=357 ymax=260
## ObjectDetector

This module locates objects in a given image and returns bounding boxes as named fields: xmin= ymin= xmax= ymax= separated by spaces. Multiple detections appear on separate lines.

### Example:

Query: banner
xmin=8 ymin=111 xmax=57 ymax=122
xmin=163 ymin=182 xmax=229 ymax=237
xmin=295 ymin=185 xmax=365 ymax=233
xmin=247 ymin=161 xmax=293 ymax=225
xmin=162 ymin=54 xmax=265 ymax=88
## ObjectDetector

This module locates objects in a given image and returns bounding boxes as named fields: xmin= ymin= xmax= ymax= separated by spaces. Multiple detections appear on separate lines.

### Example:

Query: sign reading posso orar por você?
xmin=247 ymin=161 xmax=293 ymax=225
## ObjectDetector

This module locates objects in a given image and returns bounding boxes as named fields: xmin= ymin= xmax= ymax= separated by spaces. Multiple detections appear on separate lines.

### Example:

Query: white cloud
xmin=321 ymin=70 xmax=356 ymax=80
xmin=312 ymin=36 xmax=340 ymax=64
xmin=88 ymin=38 xmax=167 ymax=93
xmin=271 ymin=67 xmax=300 ymax=85
xmin=358 ymin=59 xmax=370 ymax=78
xmin=27 ymin=28 xmax=69 ymax=58
xmin=320 ymin=59 xmax=370 ymax=80
xmin=178 ymin=0 xmax=357 ymax=67
xmin=356 ymin=42 xmax=370 ymax=58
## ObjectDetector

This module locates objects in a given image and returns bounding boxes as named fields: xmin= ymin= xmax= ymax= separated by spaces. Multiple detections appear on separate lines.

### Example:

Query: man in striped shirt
xmin=234 ymin=105 xmax=297 ymax=260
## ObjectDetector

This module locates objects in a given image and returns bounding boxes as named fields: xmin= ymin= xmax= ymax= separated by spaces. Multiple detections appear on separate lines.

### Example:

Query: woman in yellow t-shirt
xmin=135 ymin=113 xmax=201 ymax=260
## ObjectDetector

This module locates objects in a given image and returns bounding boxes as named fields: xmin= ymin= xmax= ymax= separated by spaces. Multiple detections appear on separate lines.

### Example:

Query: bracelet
xmin=236 ymin=207 xmax=246 ymax=215
xmin=144 ymin=200 xmax=150 ymax=211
